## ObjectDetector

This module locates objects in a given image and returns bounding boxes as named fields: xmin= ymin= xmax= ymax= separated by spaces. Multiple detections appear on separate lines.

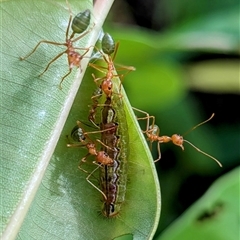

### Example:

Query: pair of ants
xmin=20 ymin=0 xmax=134 ymax=92
xmin=69 ymin=109 xmax=222 ymax=175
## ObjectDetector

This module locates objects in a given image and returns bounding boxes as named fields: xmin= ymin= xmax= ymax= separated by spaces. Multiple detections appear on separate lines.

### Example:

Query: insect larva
xmin=133 ymin=107 xmax=222 ymax=167
xmin=20 ymin=0 xmax=93 ymax=89
xmin=100 ymin=122 xmax=121 ymax=217
xmin=88 ymin=89 xmax=116 ymax=127
xmin=99 ymin=96 xmax=129 ymax=217
xmin=88 ymin=88 xmax=116 ymax=127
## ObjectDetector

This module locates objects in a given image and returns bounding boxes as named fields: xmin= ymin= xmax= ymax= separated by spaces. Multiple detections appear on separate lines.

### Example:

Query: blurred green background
xmin=102 ymin=0 xmax=239 ymax=237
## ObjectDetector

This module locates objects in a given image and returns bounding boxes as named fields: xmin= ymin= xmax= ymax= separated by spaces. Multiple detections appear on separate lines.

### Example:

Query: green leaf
xmin=1 ymin=0 xmax=160 ymax=239
xmin=156 ymin=166 xmax=240 ymax=240
xmin=16 ymin=70 xmax=160 ymax=239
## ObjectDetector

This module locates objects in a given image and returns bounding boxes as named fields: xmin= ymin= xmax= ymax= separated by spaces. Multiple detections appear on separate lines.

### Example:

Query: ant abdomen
xmin=71 ymin=9 xmax=91 ymax=34
xmin=102 ymin=33 xmax=115 ymax=55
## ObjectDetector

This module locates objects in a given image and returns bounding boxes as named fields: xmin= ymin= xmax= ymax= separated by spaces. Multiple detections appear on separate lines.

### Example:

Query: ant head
xmin=171 ymin=134 xmax=184 ymax=150
xmin=101 ymin=80 xmax=113 ymax=96
xmin=87 ymin=143 xmax=97 ymax=156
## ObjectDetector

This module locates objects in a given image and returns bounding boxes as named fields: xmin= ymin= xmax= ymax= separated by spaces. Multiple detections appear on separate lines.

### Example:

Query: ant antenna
xmin=183 ymin=139 xmax=222 ymax=167
xmin=172 ymin=113 xmax=222 ymax=167
xmin=183 ymin=113 xmax=215 ymax=136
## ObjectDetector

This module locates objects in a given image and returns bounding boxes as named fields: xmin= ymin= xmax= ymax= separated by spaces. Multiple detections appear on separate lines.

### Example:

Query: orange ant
xmin=67 ymin=121 xmax=118 ymax=199
xmin=68 ymin=121 xmax=116 ymax=166
xmin=20 ymin=0 xmax=94 ymax=89
xmin=133 ymin=107 xmax=222 ymax=167
xmin=89 ymin=33 xmax=135 ymax=98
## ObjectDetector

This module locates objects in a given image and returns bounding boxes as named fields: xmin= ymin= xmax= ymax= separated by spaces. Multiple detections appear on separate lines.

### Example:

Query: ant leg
xmin=65 ymin=0 xmax=73 ymax=41
xmin=67 ymin=143 xmax=81 ymax=148
xmin=20 ymin=40 xmax=65 ymax=60
xmin=111 ymin=41 xmax=119 ymax=62
xmin=154 ymin=141 xmax=162 ymax=162
xmin=91 ymin=73 xmax=105 ymax=86
xmin=77 ymin=154 xmax=107 ymax=199
xmin=86 ymin=165 xmax=107 ymax=200
xmin=70 ymin=23 xmax=95 ymax=42
xmin=114 ymin=64 xmax=136 ymax=92
xmin=78 ymin=153 xmax=91 ymax=173
xmin=132 ymin=107 xmax=155 ymax=133
xmin=88 ymin=63 xmax=108 ymax=74
xmin=183 ymin=140 xmax=222 ymax=167
xmin=58 ymin=68 xmax=72 ymax=89
xmin=77 ymin=47 xmax=91 ymax=67
xmin=91 ymin=91 xmax=102 ymax=101
xmin=96 ymin=139 xmax=116 ymax=152
xmin=82 ymin=125 xmax=116 ymax=136
xmin=39 ymin=50 xmax=66 ymax=77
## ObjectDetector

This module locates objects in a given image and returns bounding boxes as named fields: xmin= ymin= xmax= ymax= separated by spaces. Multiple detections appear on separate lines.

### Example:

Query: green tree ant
xmin=89 ymin=33 xmax=135 ymax=98
xmin=20 ymin=0 xmax=94 ymax=89
xmin=67 ymin=121 xmax=118 ymax=201
xmin=133 ymin=107 xmax=222 ymax=167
